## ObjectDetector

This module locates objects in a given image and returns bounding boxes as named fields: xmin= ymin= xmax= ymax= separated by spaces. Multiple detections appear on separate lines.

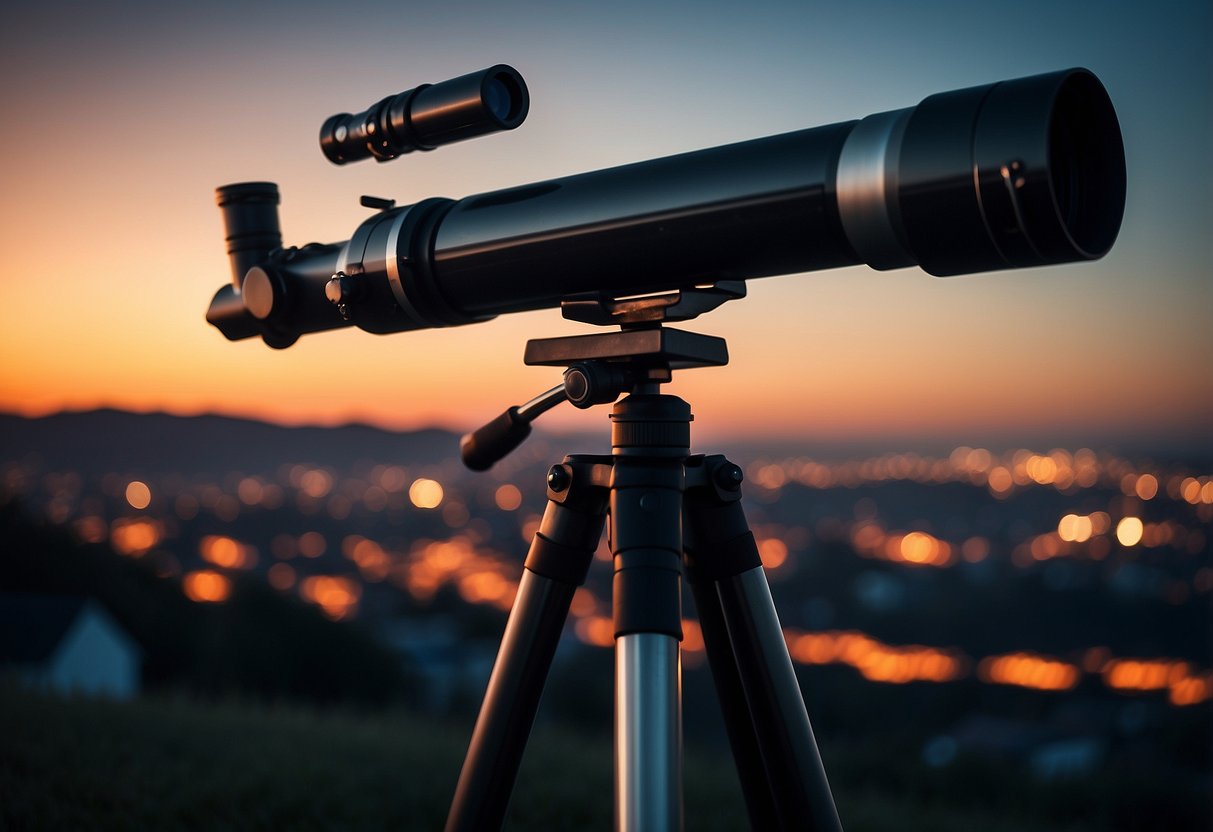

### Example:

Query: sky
xmin=0 ymin=0 xmax=1209 ymax=453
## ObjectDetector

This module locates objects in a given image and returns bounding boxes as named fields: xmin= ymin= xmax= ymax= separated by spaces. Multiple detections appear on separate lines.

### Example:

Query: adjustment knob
xmin=325 ymin=272 xmax=360 ymax=320
xmin=563 ymin=361 xmax=631 ymax=409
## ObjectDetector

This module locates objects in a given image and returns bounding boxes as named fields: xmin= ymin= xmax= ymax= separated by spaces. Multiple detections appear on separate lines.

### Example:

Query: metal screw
xmin=715 ymin=463 xmax=744 ymax=491
xmin=547 ymin=466 xmax=570 ymax=493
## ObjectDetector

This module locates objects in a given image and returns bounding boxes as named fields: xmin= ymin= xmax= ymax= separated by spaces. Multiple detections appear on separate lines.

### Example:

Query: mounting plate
xmin=524 ymin=327 xmax=728 ymax=369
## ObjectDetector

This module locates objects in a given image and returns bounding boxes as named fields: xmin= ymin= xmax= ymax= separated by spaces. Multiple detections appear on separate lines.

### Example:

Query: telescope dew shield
xmin=319 ymin=65 xmax=529 ymax=165
xmin=209 ymin=67 xmax=1126 ymax=348
xmin=836 ymin=68 xmax=1126 ymax=276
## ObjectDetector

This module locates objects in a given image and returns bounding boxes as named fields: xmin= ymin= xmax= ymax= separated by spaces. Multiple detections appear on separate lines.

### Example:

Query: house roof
xmin=0 ymin=594 xmax=89 ymax=663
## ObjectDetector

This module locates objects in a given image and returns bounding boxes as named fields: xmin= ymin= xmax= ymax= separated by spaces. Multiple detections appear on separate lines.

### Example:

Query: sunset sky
xmin=1 ymin=0 xmax=1209 ymax=452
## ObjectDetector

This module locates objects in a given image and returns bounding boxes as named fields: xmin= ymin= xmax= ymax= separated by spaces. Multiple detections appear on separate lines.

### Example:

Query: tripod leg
xmin=445 ymin=456 xmax=610 ymax=832
xmin=684 ymin=455 xmax=843 ymax=832
xmin=608 ymin=392 xmax=697 ymax=832
xmin=686 ymin=575 xmax=780 ymax=829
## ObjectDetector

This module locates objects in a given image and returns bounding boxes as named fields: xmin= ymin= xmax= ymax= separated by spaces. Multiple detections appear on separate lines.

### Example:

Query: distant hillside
xmin=0 ymin=409 xmax=460 ymax=477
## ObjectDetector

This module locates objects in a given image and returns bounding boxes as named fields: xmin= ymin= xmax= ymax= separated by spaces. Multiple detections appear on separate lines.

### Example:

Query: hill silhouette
xmin=0 ymin=409 xmax=459 ymax=477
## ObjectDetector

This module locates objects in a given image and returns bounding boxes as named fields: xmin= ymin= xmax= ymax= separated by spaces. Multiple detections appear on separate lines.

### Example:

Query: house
xmin=0 ymin=594 xmax=141 ymax=699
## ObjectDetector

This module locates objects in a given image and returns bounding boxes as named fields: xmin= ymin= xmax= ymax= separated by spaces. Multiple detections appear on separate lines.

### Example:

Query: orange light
xmin=199 ymin=534 xmax=255 ymax=569
xmin=961 ymin=536 xmax=989 ymax=563
xmin=183 ymin=570 xmax=231 ymax=603
xmin=409 ymin=478 xmax=444 ymax=509
xmin=74 ymin=515 xmax=107 ymax=544
xmin=575 ymin=616 xmax=615 ymax=648
xmin=110 ymin=518 xmax=160 ymax=556
xmin=458 ymin=571 xmax=513 ymax=605
xmin=299 ymin=469 xmax=333 ymax=498
xmin=1057 ymin=513 xmax=1093 ymax=543
xmin=267 ymin=562 xmax=296 ymax=590
xmin=299 ymin=575 xmax=361 ymax=620
xmin=569 ymin=587 xmax=598 ymax=617
xmin=788 ymin=630 xmax=964 ymax=683
xmin=1026 ymin=455 xmax=1058 ymax=485
xmin=494 ymin=484 xmax=522 ymax=511
xmin=987 ymin=467 xmax=1013 ymax=496
xmin=758 ymin=538 xmax=788 ymax=569
xmin=125 ymin=480 xmax=151 ymax=510
xmin=1169 ymin=675 xmax=1212 ymax=707
xmin=681 ymin=619 xmax=704 ymax=653
xmin=347 ymin=537 xmax=391 ymax=581
xmin=237 ymin=477 xmax=264 ymax=505
xmin=900 ymin=532 xmax=934 ymax=564
xmin=298 ymin=531 xmax=326 ymax=558
xmin=978 ymin=652 xmax=1079 ymax=691
xmin=1116 ymin=517 xmax=1144 ymax=547
xmin=1134 ymin=474 xmax=1159 ymax=500
xmin=1103 ymin=658 xmax=1184 ymax=691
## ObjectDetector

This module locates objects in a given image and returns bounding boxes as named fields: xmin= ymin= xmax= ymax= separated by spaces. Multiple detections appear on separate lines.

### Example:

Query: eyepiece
xmin=215 ymin=182 xmax=281 ymax=288
xmin=319 ymin=64 xmax=529 ymax=165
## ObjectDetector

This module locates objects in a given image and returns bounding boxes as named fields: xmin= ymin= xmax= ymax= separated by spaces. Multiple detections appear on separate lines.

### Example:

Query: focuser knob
xmin=563 ymin=361 xmax=632 ymax=409
xmin=325 ymin=271 xmax=363 ymax=320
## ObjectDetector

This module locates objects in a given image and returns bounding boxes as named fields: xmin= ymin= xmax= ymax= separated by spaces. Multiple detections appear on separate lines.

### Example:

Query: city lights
xmin=409 ymin=478 xmax=444 ymax=509
xmin=2 ymin=440 xmax=1208 ymax=709
xmin=183 ymin=570 xmax=231 ymax=603
xmin=978 ymin=652 xmax=1080 ymax=691
xmin=1116 ymin=517 xmax=1144 ymax=547
xmin=125 ymin=480 xmax=151 ymax=510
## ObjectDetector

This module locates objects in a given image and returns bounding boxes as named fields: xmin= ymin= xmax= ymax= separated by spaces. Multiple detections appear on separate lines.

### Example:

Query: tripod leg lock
xmin=684 ymin=455 xmax=763 ymax=582
xmin=524 ymin=456 xmax=610 ymax=585
xmin=613 ymin=549 xmax=684 ymax=639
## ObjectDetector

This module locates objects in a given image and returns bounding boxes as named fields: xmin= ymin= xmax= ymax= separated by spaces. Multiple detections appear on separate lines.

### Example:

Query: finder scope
xmin=208 ymin=66 xmax=1125 ymax=349
xmin=319 ymin=65 xmax=528 ymax=165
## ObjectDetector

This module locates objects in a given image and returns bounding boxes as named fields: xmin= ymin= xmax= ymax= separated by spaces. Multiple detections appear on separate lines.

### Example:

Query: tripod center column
xmin=609 ymin=392 xmax=690 ymax=832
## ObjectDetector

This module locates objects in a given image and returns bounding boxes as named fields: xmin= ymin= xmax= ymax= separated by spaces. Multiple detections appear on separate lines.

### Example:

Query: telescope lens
xmin=1048 ymin=71 xmax=1125 ymax=257
xmin=485 ymin=70 xmax=525 ymax=123
xmin=484 ymin=78 xmax=510 ymax=121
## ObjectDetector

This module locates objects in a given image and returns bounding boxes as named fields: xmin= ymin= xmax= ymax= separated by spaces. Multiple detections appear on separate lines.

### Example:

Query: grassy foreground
xmin=0 ymin=685 xmax=1096 ymax=831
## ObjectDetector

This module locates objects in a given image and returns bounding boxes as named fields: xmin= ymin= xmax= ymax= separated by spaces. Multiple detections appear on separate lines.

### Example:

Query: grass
xmin=0 ymin=685 xmax=1140 ymax=831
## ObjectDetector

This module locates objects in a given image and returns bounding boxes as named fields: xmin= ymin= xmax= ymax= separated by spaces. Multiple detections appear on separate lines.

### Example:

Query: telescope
xmin=206 ymin=65 xmax=1126 ymax=832
xmin=207 ymin=65 xmax=1125 ymax=349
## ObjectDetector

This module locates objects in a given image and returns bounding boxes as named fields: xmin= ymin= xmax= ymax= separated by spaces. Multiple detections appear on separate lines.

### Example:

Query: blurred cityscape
xmin=1 ymin=408 xmax=1210 ymax=824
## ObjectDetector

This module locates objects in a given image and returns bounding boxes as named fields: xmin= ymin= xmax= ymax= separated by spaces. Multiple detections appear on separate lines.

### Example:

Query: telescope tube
xmin=208 ymin=67 xmax=1124 ymax=347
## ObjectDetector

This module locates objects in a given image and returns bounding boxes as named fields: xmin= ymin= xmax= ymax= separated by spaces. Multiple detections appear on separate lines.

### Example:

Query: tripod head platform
xmin=459 ymin=284 xmax=739 ymax=470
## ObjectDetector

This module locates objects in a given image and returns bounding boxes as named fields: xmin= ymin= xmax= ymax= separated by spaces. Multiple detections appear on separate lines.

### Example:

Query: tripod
xmin=445 ymin=286 xmax=843 ymax=831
